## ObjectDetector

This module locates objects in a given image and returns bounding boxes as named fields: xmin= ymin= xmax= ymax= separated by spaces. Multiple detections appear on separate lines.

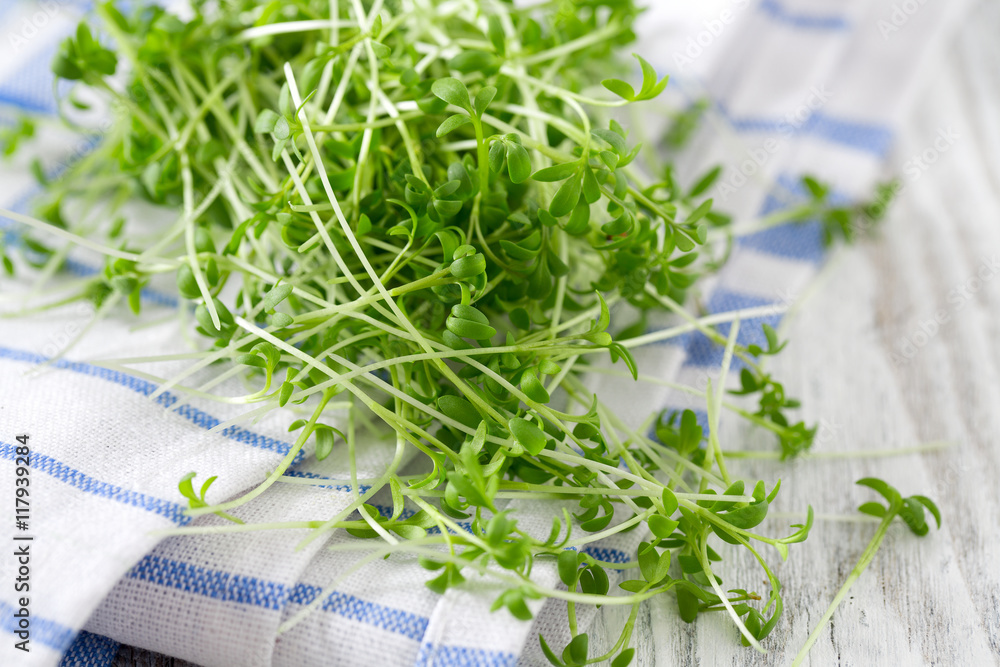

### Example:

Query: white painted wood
xmin=584 ymin=5 xmax=1000 ymax=665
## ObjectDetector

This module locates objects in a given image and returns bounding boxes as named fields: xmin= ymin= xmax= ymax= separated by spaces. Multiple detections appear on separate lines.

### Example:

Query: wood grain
xmin=585 ymin=5 xmax=1000 ymax=665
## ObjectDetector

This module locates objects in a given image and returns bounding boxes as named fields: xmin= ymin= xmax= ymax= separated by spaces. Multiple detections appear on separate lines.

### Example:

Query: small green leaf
xmin=314 ymin=426 xmax=336 ymax=460
xmin=662 ymin=487 xmax=679 ymax=515
xmin=558 ymin=550 xmax=579 ymax=586
xmin=648 ymin=514 xmax=679 ymax=539
xmin=550 ymin=171 xmax=583 ymax=217
xmin=912 ymin=495 xmax=942 ymax=529
xmin=612 ymin=648 xmax=635 ymax=667
xmin=488 ymin=16 xmax=506 ymax=56
xmin=509 ymin=417 xmax=547 ymax=455
xmin=489 ymin=140 xmax=506 ymax=173
xmin=437 ymin=114 xmax=472 ymax=137
xmin=520 ymin=369 xmax=550 ymax=404
xmin=532 ymin=161 xmax=580 ymax=182
xmin=176 ymin=264 xmax=201 ymax=299
xmin=602 ymin=78 xmax=636 ymax=101
xmin=564 ymin=634 xmax=588 ymax=665
xmin=254 ymin=109 xmax=280 ymax=134
xmin=431 ymin=77 xmax=471 ymax=111
xmin=474 ymin=86 xmax=497 ymax=118
xmin=263 ymin=284 xmax=294 ymax=311
xmin=272 ymin=116 xmax=291 ymax=141
xmin=685 ymin=198 xmax=713 ymax=226
xmin=539 ymin=635 xmax=564 ymax=667
xmin=506 ymin=143 xmax=531 ymax=184
xmin=689 ymin=166 xmax=721 ymax=197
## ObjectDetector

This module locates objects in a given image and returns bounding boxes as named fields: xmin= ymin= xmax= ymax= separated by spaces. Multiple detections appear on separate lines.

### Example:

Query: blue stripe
xmin=681 ymin=290 xmax=783 ymax=369
xmin=288 ymin=584 xmax=429 ymax=640
xmin=0 ymin=599 xmax=77 ymax=653
xmin=283 ymin=470 xmax=371 ymax=494
xmin=129 ymin=554 xmax=286 ymax=609
xmin=579 ymin=545 xmax=631 ymax=565
xmin=738 ymin=219 xmax=826 ymax=262
xmin=0 ymin=42 xmax=63 ymax=114
xmin=58 ymin=631 xmax=119 ymax=667
xmin=0 ymin=346 xmax=301 ymax=463
xmin=717 ymin=103 xmax=894 ymax=157
xmin=127 ymin=554 xmax=430 ymax=640
xmin=738 ymin=171 xmax=851 ymax=262
xmin=415 ymin=643 xmax=519 ymax=667
xmin=758 ymin=0 xmax=850 ymax=31
xmin=0 ymin=440 xmax=191 ymax=525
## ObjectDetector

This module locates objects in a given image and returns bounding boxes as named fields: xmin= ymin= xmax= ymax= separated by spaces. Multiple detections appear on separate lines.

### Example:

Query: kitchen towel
xmin=0 ymin=0 xmax=971 ymax=665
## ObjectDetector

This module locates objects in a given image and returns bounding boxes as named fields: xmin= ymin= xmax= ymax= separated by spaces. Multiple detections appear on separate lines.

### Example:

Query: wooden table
xmin=586 ymin=8 xmax=1000 ymax=664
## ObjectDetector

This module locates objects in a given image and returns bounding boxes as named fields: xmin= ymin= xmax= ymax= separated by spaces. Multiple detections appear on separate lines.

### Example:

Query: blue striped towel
xmin=0 ymin=1 xmax=970 ymax=665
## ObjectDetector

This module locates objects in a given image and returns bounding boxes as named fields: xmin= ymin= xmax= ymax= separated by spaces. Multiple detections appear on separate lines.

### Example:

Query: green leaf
xmin=176 ymin=264 xmax=201 ymax=299
xmin=474 ymin=86 xmax=497 ymax=118
xmin=235 ymin=353 xmax=267 ymax=368
xmin=558 ymin=550 xmax=579 ymax=586
xmin=592 ymin=292 xmax=610 ymax=332
xmin=564 ymin=634 xmax=588 ymax=665
xmin=437 ymin=395 xmax=483 ymax=429
xmin=272 ymin=116 xmax=291 ymax=141
xmin=612 ymin=648 xmax=635 ymax=667
xmin=592 ymin=129 xmax=627 ymax=155
xmin=689 ymin=166 xmax=721 ymax=197
xmin=449 ymin=50 xmax=498 ymax=74
xmin=532 ymin=161 xmax=581 ymax=182
xmin=314 ymin=425 xmax=340 ymax=460
xmin=550 ymin=171 xmax=583 ymax=217
xmin=648 ymin=514 xmax=679 ymax=539
xmin=662 ymin=487 xmax=679 ymax=515
xmin=254 ymin=109 xmax=280 ymax=134
xmin=911 ymin=495 xmax=942 ymax=529
xmin=262 ymin=284 xmax=294 ymax=311
xmin=899 ymin=497 xmax=929 ymax=536
xmin=437 ymin=114 xmax=472 ymax=137
xmin=602 ymin=78 xmax=636 ymax=101
xmin=580 ymin=168 xmax=601 ymax=206
xmin=451 ymin=254 xmax=486 ymax=279
xmin=677 ymin=587 xmax=699 ymax=622
xmin=488 ymin=16 xmax=506 ymax=56
xmin=177 ymin=472 xmax=198 ymax=503
xmin=520 ymin=369 xmax=551 ymax=404
xmin=489 ymin=140 xmax=506 ymax=173
xmin=562 ymin=203 xmax=590 ymax=237
xmin=633 ymin=54 xmax=669 ymax=100
xmin=506 ymin=143 xmax=531 ymax=184
xmin=269 ymin=312 xmax=294 ymax=328
xmin=431 ymin=77 xmax=472 ymax=111
xmin=685 ymin=198 xmax=713 ymax=226
xmin=858 ymin=502 xmax=886 ymax=518
xmin=857 ymin=477 xmax=903 ymax=507
xmin=539 ymin=635 xmax=564 ymax=667
xmin=509 ymin=417 xmax=547 ymax=455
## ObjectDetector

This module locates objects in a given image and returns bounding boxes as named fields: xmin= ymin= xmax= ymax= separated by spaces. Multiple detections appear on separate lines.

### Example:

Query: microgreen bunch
xmin=0 ymin=0 xmax=923 ymax=663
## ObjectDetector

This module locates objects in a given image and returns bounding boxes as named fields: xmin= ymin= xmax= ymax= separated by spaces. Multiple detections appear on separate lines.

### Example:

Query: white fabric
xmin=0 ymin=1 xmax=972 ymax=665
